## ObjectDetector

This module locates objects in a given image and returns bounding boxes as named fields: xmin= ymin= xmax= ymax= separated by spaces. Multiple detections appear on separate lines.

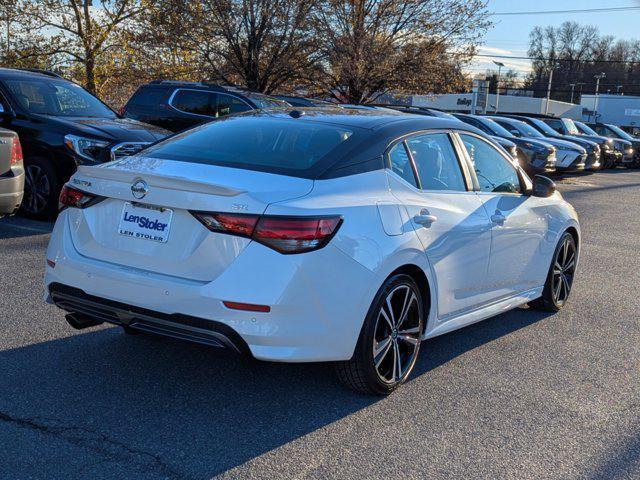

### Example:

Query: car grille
xmin=110 ymin=142 xmax=150 ymax=161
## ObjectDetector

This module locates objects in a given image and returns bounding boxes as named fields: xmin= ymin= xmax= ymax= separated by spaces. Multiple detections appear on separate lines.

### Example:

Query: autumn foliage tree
xmin=1 ymin=0 xmax=491 ymax=106
xmin=313 ymin=0 xmax=490 ymax=103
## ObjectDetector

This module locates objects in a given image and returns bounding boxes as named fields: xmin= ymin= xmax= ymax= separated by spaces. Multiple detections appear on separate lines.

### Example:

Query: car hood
xmin=554 ymin=134 xmax=598 ymax=150
xmin=491 ymin=136 xmax=516 ymax=148
xmin=529 ymin=136 xmax=585 ymax=152
xmin=36 ymin=115 xmax=171 ymax=142
xmin=510 ymin=137 xmax=554 ymax=152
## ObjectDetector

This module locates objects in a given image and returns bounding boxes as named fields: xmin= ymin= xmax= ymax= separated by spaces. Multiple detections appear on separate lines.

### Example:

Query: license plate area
xmin=118 ymin=202 xmax=173 ymax=243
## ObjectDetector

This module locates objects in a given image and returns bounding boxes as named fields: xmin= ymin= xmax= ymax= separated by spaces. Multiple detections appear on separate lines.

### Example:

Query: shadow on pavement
xmin=0 ymin=305 xmax=551 ymax=478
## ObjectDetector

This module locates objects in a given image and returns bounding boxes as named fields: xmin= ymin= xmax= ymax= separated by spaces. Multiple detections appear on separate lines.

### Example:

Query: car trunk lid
xmin=66 ymin=157 xmax=314 ymax=281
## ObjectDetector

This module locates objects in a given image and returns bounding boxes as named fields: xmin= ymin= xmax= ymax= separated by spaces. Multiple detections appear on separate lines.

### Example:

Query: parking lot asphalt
xmin=0 ymin=170 xmax=639 ymax=480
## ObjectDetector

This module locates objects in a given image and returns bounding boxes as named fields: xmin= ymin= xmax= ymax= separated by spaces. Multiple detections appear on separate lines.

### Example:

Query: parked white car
xmin=44 ymin=108 xmax=580 ymax=394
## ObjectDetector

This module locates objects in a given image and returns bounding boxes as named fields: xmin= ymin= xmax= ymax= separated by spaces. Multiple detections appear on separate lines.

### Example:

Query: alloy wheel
xmin=373 ymin=284 xmax=422 ymax=383
xmin=23 ymin=164 xmax=51 ymax=215
xmin=552 ymin=237 xmax=576 ymax=307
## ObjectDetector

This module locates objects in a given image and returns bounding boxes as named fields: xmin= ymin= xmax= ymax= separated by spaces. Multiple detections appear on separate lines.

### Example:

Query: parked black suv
xmin=122 ymin=81 xmax=289 ymax=133
xmin=0 ymin=68 xmax=170 ymax=219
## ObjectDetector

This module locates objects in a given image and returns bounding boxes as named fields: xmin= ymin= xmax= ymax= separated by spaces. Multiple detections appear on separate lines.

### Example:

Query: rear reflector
xmin=223 ymin=301 xmax=271 ymax=313
xmin=10 ymin=137 xmax=23 ymax=165
xmin=59 ymin=185 xmax=101 ymax=209
xmin=191 ymin=212 xmax=342 ymax=254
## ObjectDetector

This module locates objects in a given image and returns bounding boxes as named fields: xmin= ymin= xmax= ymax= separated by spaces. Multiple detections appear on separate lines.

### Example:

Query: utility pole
xmin=545 ymin=64 xmax=558 ymax=115
xmin=594 ymin=72 xmax=606 ymax=122
xmin=569 ymin=83 xmax=576 ymax=104
xmin=493 ymin=60 xmax=505 ymax=113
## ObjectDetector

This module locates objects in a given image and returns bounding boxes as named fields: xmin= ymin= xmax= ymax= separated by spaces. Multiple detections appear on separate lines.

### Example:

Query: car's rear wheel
xmin=530 ymin=232 xmax=577 ymax=312
xmin=335 ymin=274 xmax=424 ymax=395
xmin=20 ymin=157 xmax=59 ymax=220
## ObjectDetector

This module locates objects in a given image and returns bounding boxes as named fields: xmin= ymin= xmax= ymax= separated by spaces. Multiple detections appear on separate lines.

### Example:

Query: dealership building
xmin=409 ymin=93 xmax=580 ymax=118
xmin=408 ymin=92 xmax=640 ymax=128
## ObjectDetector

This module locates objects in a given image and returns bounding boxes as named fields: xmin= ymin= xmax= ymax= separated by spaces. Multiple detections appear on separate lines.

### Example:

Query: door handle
xmin=491 ymin=211 xmax=506 ymax=225
xmin=414 ymin=209 xmax=437 ymax=227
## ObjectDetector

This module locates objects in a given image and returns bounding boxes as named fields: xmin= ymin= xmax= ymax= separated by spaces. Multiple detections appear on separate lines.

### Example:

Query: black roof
xmin=0 ymin=67 xmax=65 ymax=80
xmin=248 ymin=106 xmax=470 ymax=131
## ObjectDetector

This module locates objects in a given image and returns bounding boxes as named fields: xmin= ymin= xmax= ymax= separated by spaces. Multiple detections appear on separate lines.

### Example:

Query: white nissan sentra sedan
xmin=44 ymin=108 xmax=580 ymax=395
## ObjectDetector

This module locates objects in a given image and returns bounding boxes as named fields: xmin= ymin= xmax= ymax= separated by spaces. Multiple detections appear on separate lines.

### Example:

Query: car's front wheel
xmin=336 ymin=273 xmax=424 ymax=395
xmin=530 ymin=232 xmax=577 ymax=312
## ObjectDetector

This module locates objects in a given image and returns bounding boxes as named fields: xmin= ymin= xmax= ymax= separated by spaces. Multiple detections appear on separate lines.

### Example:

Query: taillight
xmin=59 ymin=185 xmax=101 ymax=209
xmin=191 ymin=212 xmax=342 ymax=254
xmin=10 ymin=137 xmax=23 ymax=165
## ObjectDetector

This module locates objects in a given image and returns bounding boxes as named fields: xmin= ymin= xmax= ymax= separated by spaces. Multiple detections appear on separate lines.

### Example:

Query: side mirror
xmin=532 ymin=175 xmax=556 ymax=197
xmin=0 ymin=103 xmax=14 ymax=119
xmin=510 ymin=129 xmax=521 ymax=137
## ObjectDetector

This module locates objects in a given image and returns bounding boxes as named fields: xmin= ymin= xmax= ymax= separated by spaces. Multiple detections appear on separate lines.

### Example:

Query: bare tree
xmin=313 ymin=0 xmax=490 ymax=103
xmin=146 ymin=0 xmax=321 ymax=92
xmin=14 ymin=0 xmax=143 ymax=93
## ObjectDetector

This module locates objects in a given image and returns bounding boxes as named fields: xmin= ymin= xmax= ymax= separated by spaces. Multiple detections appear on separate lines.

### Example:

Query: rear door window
xmin=388 ymin=142 xmax=418 ymax=187
xmin=171 ymin=89 xmax=215 ymax=116
xmin=128 ymin=87 xmax=166 ymax=107
xmin=406 ymin=133 xmax=467 ymax=192
xmin=215 ymin=94 xmax=252 ymax=117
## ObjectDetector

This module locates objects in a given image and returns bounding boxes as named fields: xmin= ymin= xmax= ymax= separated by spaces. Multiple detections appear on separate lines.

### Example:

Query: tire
xmin=335 ymin=273 xmax=425 ymax=395
xmin=20 ymin=156 xmax=60 ymax=220
xmin=529 ymin=232 xmax=577 ymax=312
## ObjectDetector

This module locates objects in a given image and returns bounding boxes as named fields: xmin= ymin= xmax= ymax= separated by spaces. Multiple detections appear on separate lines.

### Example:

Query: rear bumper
xmin=0 ymin=168 xmax=24 ymax=215
xmin=44 ymin=211 xmax=375 ymax=363
xmin=49 ymin=282 xmax=251 ymax=354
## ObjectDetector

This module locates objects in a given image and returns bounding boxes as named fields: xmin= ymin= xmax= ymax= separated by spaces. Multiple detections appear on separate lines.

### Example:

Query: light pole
xmin=493 ymin=60 xmax=505 ymax=113
xmin=594 ymin=72 xmax=606 ymax=122
xmin=569 ymin=83 xmax=576 ymax=104
xmin=545 ymin=63 xmax=559 ymax=115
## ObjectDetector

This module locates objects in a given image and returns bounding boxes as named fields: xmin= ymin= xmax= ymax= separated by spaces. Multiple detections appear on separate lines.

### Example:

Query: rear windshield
xmin=128 ymin=86 xmax=166 ymax=107
xmin=140 ymin=115 xmax=357 ymax=177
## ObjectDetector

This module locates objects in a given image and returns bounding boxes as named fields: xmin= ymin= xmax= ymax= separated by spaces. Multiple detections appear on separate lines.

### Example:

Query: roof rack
xmin=17 ymin=68 xmax=62 ymax=78
xmin=148 ymin=80 xmax=228 ymax=92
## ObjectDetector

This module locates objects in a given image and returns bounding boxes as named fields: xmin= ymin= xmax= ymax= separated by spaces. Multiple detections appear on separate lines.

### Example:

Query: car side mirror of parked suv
xmin=532 ymin=175 xmax=556 ymax=197
xmin=0 ymin=102 xmax=14 ymax=119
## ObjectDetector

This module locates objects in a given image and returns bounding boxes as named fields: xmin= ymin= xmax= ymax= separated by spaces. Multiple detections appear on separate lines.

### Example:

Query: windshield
xmin=4 ymin=78 xmax=115 ymax=118
xmin=530 ymin=118 xmax=559 ymax=136
xmin=606 ymin=124 xmax=634 ymax=140
xmin=480 ymin=117 xmax=514 ymax=137
xmin=563 ymin=118 xmax=580 ymax=135
xmin=496 ymin=118 xmax=544 ymax=138
xmin=141 ymin=115 xmax=356 ymax=177
xmin=574 ymin=121 xmax=599 ymax=136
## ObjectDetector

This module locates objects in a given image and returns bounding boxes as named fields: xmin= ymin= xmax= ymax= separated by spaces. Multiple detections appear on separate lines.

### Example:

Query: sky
xmin=471 ymin=0 xmax=640 ymax=78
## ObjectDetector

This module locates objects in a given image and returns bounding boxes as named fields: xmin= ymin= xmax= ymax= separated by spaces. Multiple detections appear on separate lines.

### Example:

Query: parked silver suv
xmin=0 ymin=126 xmax=23 ymax=217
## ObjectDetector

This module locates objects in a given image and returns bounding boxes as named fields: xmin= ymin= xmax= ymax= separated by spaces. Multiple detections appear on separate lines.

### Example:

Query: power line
xmin=474 ymin=54 xmax=640 ymax=65
xmin=492 ymin=6 xmax=640 ymax=16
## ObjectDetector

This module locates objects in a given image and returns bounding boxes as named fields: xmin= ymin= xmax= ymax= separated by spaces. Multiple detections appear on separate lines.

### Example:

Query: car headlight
xmin=64 ymin=134 xmax=110 ymax=163
xmin=602 ymin=142 xmax=612 ymax=151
